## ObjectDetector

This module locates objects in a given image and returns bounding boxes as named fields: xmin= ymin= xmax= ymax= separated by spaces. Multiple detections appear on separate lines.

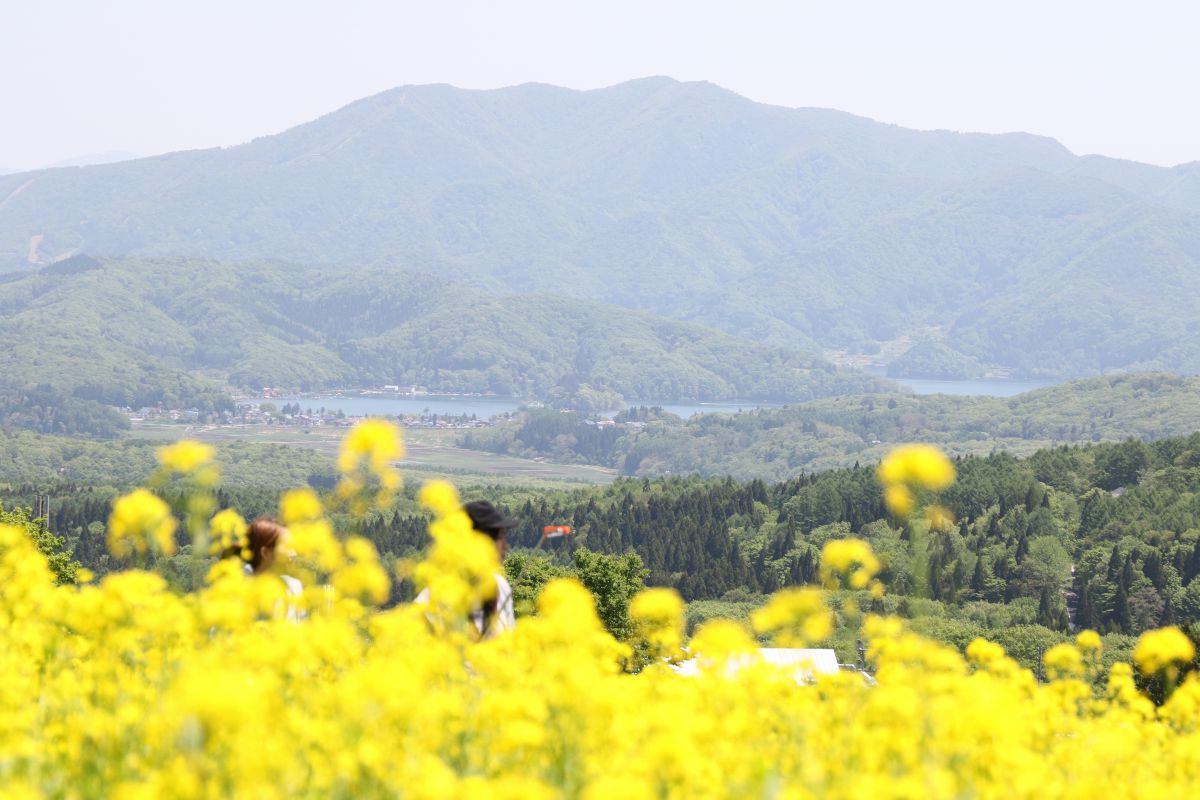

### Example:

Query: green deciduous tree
xmin=572 ymin=547 xmax=649 ymax=641
xmin=0 ymin=502 xmax=79 ymax=585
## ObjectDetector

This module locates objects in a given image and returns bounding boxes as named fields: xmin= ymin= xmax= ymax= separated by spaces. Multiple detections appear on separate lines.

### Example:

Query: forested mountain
xmin=0 ymin=255 xmax=886 ymax=418
xmin=3 ymin=78 xmax=1200 ymax=376
xmin=464 ymin=374 xmax=1200 ymax=480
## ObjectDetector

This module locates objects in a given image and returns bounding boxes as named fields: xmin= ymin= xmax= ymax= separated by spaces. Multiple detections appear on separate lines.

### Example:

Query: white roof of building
xmin=670 ymin=648 xmax=840 ymax=683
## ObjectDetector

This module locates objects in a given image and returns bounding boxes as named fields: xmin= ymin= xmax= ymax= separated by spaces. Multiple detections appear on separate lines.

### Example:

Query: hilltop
xmin=2 ymin=79 xmax=1200 ymax=377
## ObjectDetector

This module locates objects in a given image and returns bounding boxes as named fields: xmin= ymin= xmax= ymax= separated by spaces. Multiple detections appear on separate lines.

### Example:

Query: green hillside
xmin=464 ymin=374 xmax=1200 ymax=480
xmin=3 ymin=79 xmax=1200 ymax=376
xmin=0 ymin=255 xmax=889 ymax=424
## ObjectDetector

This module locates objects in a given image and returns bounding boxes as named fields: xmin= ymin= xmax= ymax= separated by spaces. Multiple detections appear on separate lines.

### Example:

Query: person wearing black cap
xmin=463 ymin=499 xmax=516 ymax=639
xmin=417 ymin=499 xmax=517 ymax=639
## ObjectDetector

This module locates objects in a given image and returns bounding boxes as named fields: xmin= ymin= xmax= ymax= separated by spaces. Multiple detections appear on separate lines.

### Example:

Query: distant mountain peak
xmin=4 ymin=79 xmax=1200 ymax=382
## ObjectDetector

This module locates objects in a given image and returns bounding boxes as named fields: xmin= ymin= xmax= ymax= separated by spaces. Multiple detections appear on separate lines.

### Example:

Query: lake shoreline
xmin=237 ymin=375 xmax=1064 ymax=423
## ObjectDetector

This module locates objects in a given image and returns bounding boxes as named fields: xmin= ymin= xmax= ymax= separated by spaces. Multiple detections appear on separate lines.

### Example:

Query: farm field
xmin=129 ymin=423 xmax=618 ymax=488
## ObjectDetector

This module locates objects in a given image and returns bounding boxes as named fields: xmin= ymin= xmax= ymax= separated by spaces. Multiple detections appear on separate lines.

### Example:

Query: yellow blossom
xmin=208 ymin=508 xmax=249 ymax=556
xmin=630 ymin=587 xmax=685 ymax=654
xmin=13 ymin=427 xmax=1200 ymax=797
xmin=751 ymin=587 xmax=832 ymax=645
xmin=107 ymin=489 xmax=176 ymax=558
xmin=1076 ymin=629 xmax=1103 ymax=652
xmin=1044 ymin=643 xmax=1084 ymax=677
xmin=689 ymin=619 xmax=757 ymax=661
xmin=630 ymin=587 xmax=684 ymax=624
xmin=280 ymin=487 xmax=323 ymax=524
xmin=883 ymin=484 xmax=915 ymax=518
xmin=418 ymin=480 xmax=462 ymax=518
xmin=338 ymin=418 xmax=404 ymax=474
xmin=156 ymin=440 xmax=215 ymax=474
xmin=820 ymin=538 xmax=881 ymax=592
xmin=966 ymin=637 xmax=1005 ymax=665
xmin=537 ymin=578 xmax=600 ymax=630
xmin=877 ymin=443 xmax=956 ymax=490
xmin=337 ymin=419 xmax=404 ymax=509
xmin=1134 ymin=627 xmax=1196 ymax=675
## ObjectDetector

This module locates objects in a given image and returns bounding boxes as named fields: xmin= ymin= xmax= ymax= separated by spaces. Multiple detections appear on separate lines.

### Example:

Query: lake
xmin=273 ymin=378 xmax=1059 ymax=421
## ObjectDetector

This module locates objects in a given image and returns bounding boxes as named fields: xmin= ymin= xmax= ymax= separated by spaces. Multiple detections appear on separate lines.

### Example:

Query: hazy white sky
xmin=3 ymin=0 xmax=1198 ymax=170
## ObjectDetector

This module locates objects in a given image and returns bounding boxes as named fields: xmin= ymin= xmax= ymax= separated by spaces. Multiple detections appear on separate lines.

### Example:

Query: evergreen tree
xmin=1112 ymin=584 xmax=1133 ymax=634
xmin=1120 ymin=555 xmax=1136 ymax=590
xmin=1143 ymin=551 xmax=1163 ymax=589
xmin=1187 ymin=541 xmax=1200 ymax=584
xmin=970 ymin=558 xmax=987 ymax=600
xmin=1024 ymin=484 xmax=1040 ymax=513
xmin=1077 ymin=584 xmax=1099 ymax=631
xmin=1037 ymin=586 xmax=1057 ymax=629
xmin=1107 ymin=545 xmax=1123 ymax=581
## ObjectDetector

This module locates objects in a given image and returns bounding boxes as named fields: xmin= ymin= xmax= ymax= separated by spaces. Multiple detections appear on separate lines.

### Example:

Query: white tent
xmin=670 ymin=648 xmax=840 ymax=683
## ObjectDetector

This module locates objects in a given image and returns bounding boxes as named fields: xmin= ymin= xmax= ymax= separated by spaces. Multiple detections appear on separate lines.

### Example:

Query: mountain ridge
xmin=3 ymin=78 xmax=1200 ymax=378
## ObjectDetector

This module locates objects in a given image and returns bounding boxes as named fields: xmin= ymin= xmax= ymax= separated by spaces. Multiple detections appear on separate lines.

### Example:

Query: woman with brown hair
xmin=223 ymin=517 xmax=303 ymax=606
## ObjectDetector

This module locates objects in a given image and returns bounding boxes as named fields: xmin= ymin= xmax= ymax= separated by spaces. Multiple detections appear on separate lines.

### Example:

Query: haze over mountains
xmin=0 ymin=151 xmax=141 ymax=175
xmin=3 ymin=77 xmax=1200 ymax=379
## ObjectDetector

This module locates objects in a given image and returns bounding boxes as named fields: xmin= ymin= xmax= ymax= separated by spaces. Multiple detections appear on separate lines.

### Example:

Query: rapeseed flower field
xmin=2 ymin=423 xmax=1200 ymax=798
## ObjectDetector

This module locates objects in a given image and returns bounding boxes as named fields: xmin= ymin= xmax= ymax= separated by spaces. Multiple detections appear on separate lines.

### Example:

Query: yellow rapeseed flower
xmin=629 ymin=587 xmax=681 ymax=622
xmin=331 ymin=537 xmax=390 ymax=605
xmin=751 ymin=587 xmax=832 ymax=645
xmin=208 ymin=508 xmax=249 ymax=556
xmin=821 ymin=538 xmax=877 ymax=574
xmin=877 ymin=443 xmax=956 ymax=491
xmin=16 ymin=426 xmax=1200 ymax=797
xmin=107 ymin=489 xmax=176 ymax=558
xmin=1044 ymin=643 xmax=1084 ymax=677
xmin=280 ymin=488 xmax=323 ymax=524
xmin=689 ymin=619 xmax=757 ymax=661
xmin=336 ymin=419 xmax=404 ymax=512
xmin=338 ymin=418 xmax=404 ymax=474
xmin=1134 ymin=627 xmax=1196 ymax=674
xmin=820 ymin=538 xmax=881 ymax=591
xmin=630 ymin=587 xmax=685 ymax=654
xmin=537 ymin=578 xmax=600 ymax=628
xmin=418 ymin=480 xmax=461 ymax=518
xmin=156 ymin=440 xmax=215 ymax=474
xmin=883 ymin=484 xmax=915 ymax=518
xmin=1076 ymin=630 xmax=1103 ymax=652
xmin=966 ymin=637 xmax=1005 ymax=665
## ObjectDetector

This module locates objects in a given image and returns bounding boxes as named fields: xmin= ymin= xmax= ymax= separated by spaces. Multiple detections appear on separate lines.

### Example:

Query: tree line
xmin=16 ymin=432 xmax=1200 ymax=646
